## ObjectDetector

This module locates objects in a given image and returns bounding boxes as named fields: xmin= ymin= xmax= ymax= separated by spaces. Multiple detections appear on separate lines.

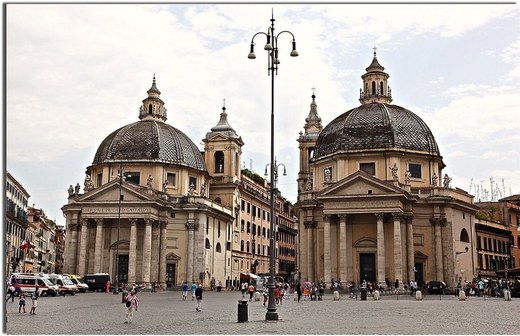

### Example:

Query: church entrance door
xmin=359 ymin=253 xmax=376 ymax=283
xmin=166 ymin=263 xmax=176 ymax=288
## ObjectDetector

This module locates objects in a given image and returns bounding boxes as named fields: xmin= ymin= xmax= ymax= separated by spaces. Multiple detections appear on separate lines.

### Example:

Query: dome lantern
xmin=359 ymin=48 xmax=392 ymax=105
xmin=139 ymin=74 xmax=168 ymax=122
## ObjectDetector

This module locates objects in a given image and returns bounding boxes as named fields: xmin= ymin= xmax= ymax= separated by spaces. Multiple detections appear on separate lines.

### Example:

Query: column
xmin=338 ymin=214 xmax=347 ymax=287
xmin=323 ymin=215 xmax=331 ymax=287
xmin=406 ymin=215 xmax=415 ymax=283
xmin=186 ymin=221 xmax=196 ymax=282
xmin=303 ymin=220 xmax=313 ymax=281
xmin=431 ymin=218 xmax=445 ymax=281
xmin=142 ymin=219 xmax=153 ymax=286
xmin=150 ymin=221 xmax=160 ymax=283
xmin=345 ymin=217 xmax=353 ymax=281
xmin=127 ymin=218 xmax=137 ymax=284
xmin=93 ymin=218 xmax=104 ymax=273
xmin=376 ymin=213 xmax=386 ymax=287
xmin=393 ymin=213 xmax=403 ymax=287
xmin=158 ymin=221 xmax=168 ymax=289
xmin=78 ymin=218 xmax=89 ymax=276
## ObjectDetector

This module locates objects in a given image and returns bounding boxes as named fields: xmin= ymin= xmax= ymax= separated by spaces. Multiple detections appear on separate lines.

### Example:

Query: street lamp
xmin=113 ymin=162 xmax=130 ymax=294
xmin=249 ymin=12 xmax=297 ymax=321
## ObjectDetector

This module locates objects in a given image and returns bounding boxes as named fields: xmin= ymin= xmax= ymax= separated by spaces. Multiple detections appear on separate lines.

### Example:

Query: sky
xmin=5 ymin=2 xmax=520 ymax=227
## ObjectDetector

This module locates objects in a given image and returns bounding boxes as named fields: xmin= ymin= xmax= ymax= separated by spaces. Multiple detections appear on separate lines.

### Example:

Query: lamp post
xmin=248 ymin=11 xmax=297 ymax=321
xmin=113 ymin=162 xmax=130 ymax=294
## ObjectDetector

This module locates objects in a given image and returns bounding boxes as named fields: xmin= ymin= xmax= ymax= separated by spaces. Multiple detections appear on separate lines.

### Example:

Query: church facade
xmin=295 ymin=52 xmax=479 ymax=289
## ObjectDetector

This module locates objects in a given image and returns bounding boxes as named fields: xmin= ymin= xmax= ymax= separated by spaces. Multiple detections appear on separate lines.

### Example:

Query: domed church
xmin=295 ymin=51 xmax=479 ymax=289
xmin=62 ymin=76 xmax=242 ymax=289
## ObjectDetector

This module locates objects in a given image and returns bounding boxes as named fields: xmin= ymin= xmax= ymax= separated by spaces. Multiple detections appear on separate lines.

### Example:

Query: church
xmin=295 ymin=51 xmax=479 ymax=289
xmin=61 ymin=77 xmax=243 ymax=289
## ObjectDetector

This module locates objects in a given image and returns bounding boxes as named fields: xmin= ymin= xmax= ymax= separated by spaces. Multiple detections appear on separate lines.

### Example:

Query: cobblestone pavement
xmin=4 ymin=290 xmax=519 ymax=335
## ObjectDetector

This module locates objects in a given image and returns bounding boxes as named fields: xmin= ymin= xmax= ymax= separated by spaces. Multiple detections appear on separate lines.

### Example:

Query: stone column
xmin=186 ymin=221 xmax=196 ymax=282
xmin=158 ymin=221 xmax=168 ymax=289
xmin=65 ymin=220 xmax=78 ymax=274
xmin=393 ymin=213 xmax=403 ymax=287
xmin=150 ymin=221 xmax=160 ymax=284
xmin=93 ymin=218 xmax=104 ymax=273
xmin=345 ymin=217 xmax=353 ymax=281
xmin=376 ymin=213 xmax=386 ymax=287
xmin=303 ymin=220 xmax=314 ymax=282
xmin=78 ymin=218 xmax=89 ymax=276
xmin=142 ymin=219 xmax=153 ymax=287
xmin=323 ymin=215 xmax=331 ymax=287
xmin=405 ymin=215 xmax=415 ymax=283
xmin=431 ymin=218 xmax=446 ymax=281
xmin=338 ymin=214 xmax=348 ymax=287
xmin=127 ymin=218 xmax=137 ymax=284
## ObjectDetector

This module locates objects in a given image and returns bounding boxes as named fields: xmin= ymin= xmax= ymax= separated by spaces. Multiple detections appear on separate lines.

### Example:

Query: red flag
xmin=20 ymin=239 xmax=30 ymax=250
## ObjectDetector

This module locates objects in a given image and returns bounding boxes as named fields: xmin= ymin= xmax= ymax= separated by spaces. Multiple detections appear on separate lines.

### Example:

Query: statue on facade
xmin=306 ymin=175 xmax=313 ymax=191
xmin=390 ymin=163 xmax=398 ymax=180
xmin=162 ymin=180 xmax=168 ymax=192
xmin=147 ymin=174 xmax=154 ymax=189
xmin=324 ymin=167 xmax=332 ymax=183
xmin=188 ymin=182 xmax=195 ymax=196
xmin=432 ymin=173 xmax=438 ymax=186
xmin=200 ymin=183 xmax=206 ymax=197
xmin=74 ymin=183 xmax=81 ymax=196
xmin=84 ymin=174 xmax=94 ymax=192
xmin=68 ymin=185 xmax=74 ymax=197
xmin=404 ymin=170 xmax=411 ymax=185
xmin=443 ymin=174 xmax=452 ymax=188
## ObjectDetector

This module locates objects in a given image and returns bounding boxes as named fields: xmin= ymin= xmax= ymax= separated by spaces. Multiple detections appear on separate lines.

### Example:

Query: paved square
xmin=4 ymin=291 xmax=519 ymax=334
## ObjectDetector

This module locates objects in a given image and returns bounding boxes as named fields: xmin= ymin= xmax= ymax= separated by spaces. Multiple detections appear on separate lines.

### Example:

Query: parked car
xmin=427 ymin=280 xmax=449 ymax=294
xmin=82 ymin=273 xmax=111 ymax=292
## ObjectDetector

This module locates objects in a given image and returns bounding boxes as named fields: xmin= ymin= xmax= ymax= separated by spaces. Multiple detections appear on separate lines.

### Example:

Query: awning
xmin=240 ymin=272 xmax=259 ymax=279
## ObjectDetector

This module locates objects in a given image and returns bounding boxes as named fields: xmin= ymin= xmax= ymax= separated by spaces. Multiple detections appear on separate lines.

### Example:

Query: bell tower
xmin=359 ymin=48 xmax=393 ymax=105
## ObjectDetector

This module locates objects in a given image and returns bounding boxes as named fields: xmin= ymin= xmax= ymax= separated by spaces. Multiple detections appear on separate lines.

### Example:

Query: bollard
xmin=237 ymin=300 xmax=248 ymax=323
xmin=333 ymin=290 xmax=340 ymax=301
xmin=458 ymin=289 xmax=466 ymax=301
xmin=373 ymin=290 xmax=380 ymax=300
xmin=415 ymin=290 xmax=423 ymax=301
xmin=503 ymin=290 xmax=511 ymax=301
xmin=254 ymin=291 xmax=261 ymax=301
xmin=360 ymin=288 xmax=367 ymax=301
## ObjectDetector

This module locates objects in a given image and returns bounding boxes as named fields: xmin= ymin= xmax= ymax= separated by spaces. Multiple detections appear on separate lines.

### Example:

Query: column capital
xmin=430 ymin=217 xmax=447 ymax=227
xmin=338 ymin=214 xmax=352 ymax=222
xmin=152 ymin=220 xmax=160 ymax=229
xmin=185 ymin=220 xmax=199 ymax=231
xmin=323 ymin=214 xmax=331 ymax=222
xmin=95 ymin=218 xmax=104 ymax=226
xmin=392 ymin=212 xmax=403 ymax=221
xmin=160 ymin=220 xmax=168 ymax=229
xmin=303 ymin=220 xmax=316 ymax=229
xmin=129 ymin=218 xmax=138 ymax=225
xmin=68 ymin=223 xmax=79 ymax=231
xmin=404 ymin=214 xmax=414 ymax=224
xmin=145 ymin=218 xmax=153 ymax=226
xmin=79 ymin=218 xmax=89 ymax=227
xmin=375 ymin=213 xmax=385 ymax=221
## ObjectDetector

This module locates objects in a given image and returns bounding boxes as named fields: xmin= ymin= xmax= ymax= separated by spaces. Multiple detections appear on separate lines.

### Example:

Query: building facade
xmin=295 ymin=52 xmax=479 ymax=289
xmin=5 ymin=172 xmax=30 ymax=275
xmin=26 ymin=206 xmax=58 ymax=274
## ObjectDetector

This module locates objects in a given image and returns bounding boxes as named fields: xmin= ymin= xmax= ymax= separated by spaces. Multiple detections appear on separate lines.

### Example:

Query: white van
xmin=49 ymin=274 xmax=79 ymax=295
xmin=11 ymin=274 xmax=59 ymax=297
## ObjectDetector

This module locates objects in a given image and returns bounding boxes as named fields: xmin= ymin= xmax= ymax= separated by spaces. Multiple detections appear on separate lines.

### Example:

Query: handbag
xmin=126 ymin=300 xmax=131 ymax=307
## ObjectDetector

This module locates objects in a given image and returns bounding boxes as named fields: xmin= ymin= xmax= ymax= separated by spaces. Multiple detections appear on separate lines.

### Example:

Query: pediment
xmin=318 ymin=170 xmax=406 ymax=198
xmin=78 ymin=180 xmax=155 ymax=203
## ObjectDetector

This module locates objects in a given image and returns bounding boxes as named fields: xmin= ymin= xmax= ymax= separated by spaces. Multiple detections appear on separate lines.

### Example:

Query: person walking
xmin=29 ymin=287 xmax=39 ymax=315
xmin=247 ymin=283 xmax=255 ymax=302
xmin=195 ymin=284 xmax=203 ymax=312
xmin=124 ymin=290 xmax=139 ymax=324
xmin=295 ymin=282 xmax=302 ymax=302
xmin=241 ymin=281 xmax=247 ymax=298
xmin=191 ymin=281 xmax=197 ymax=300
xmin=18 ymin=292 xmax=26 ymax=313
xmin=6 ymin=284 xmax=15 ymax=302
xmin=182 ymin=281 xmax=189 ymax=300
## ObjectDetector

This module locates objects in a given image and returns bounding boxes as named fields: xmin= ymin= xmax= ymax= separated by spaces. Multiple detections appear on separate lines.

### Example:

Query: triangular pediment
xmin=78 ymin=179 xmax=156 ymax=203
xmin=318 ymin=170 xmax=407 ymax=198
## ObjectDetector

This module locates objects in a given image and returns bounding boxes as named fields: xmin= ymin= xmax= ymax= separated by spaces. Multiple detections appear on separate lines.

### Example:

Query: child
xmin=18 ymin=292 xmax=26 ymax=313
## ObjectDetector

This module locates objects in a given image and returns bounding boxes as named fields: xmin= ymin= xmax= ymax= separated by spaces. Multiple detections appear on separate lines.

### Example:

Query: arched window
xmin=216 ymin=242 xmax=222 ymax=253
xmin=215 ymin=197 xmax=222 ymax=204
xmin=214 ymin=151 xmax=224 ymax=173
xmin=371 ymin=81 xmax=376 ymax=95
xmin=460 ymin=228 xmax=470 ymax=243
xmin=205 ymin=238 xmax=210 ymax=249
xmin=240 ymin=240 xmax=244 ymax=252
xmin=380 ymin=82 xmax=384 ymax=95
xmin=148 ymin=104 xmax=153 ymax=114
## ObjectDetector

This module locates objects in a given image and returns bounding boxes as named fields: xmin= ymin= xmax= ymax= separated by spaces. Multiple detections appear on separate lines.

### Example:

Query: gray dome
xmin=93 ymin=120 xmax=207 ymax=171
xmin=314 ymin=103 xmax=439 ymax=159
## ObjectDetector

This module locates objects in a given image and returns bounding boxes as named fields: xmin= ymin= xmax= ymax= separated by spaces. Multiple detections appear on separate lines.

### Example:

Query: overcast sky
xmin=5 ymin=3 xmax=520 ymax=226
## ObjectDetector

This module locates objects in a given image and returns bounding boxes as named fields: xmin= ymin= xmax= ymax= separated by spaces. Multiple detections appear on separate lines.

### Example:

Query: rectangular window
xmin=96 ymin=173 xmax=102 ymax=187
xmin=126 ymin=172 xmax=141 ymax=185
xmin=408 ymin=163 xmax=422 ymax=179
xmin=218 ymin=221 xmax=221 ymax=238
xmin=189 ymin=177 xmax=197 ymax=190
xmin=484 ymin=238 xmax=488 ymax=250
xmin=360 ymin=162 xmax=375 ymax=175
xmin=241 ymin=200 xmax=245 ymax=211
xmin=167 ymin=173 xmax=176 ymax=187
xmin=247 ymin=203 xmax=250 ymax=214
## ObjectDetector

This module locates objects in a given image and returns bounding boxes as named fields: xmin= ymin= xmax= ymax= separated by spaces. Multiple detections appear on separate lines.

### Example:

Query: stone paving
xmin=4 ymin=290 xmax=519 ymax=335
